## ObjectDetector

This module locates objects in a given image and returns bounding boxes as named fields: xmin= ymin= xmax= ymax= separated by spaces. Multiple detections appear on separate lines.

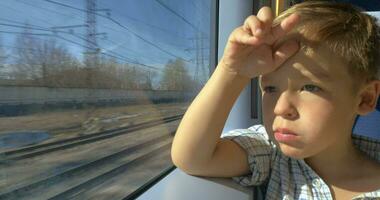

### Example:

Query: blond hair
xmin=274 ymin=1 xmax=380 ymax=82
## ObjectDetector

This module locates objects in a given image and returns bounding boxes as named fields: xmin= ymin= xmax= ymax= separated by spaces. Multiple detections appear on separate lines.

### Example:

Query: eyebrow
xmin=298 ymin=69 xmax=331 ymax=82
xmin=259 ymin=69 xmax=331 ymax=86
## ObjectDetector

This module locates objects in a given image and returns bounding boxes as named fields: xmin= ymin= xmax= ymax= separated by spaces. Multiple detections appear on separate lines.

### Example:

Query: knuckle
xmin=230 ymin=28 xmax=244 ymax=41
xmin=246 ymin=15 xmax=255 ymax=20
xmin=246 ymin=15 xmax=258 ymax=24
xmin=257 ymin=7 xmax=273 ymax=22
xmin=234 ymin=27 xmax=243 ymax=34
xmin=258 ymin=7 xmax=272 ymax=15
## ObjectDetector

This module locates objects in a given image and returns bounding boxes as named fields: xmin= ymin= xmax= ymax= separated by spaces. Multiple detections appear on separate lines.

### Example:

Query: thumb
xmin=273 ymin=40 xmax=299 ymax=68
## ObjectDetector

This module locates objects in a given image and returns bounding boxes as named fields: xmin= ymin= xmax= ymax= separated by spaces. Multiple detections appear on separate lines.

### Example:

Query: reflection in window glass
xmin=286 ymin=0 xmax=380 ymax=11
xmin=0 ymin=0 xmax=213 ymax=199
xmin=368 ymin=11 xmax=380 ymax=18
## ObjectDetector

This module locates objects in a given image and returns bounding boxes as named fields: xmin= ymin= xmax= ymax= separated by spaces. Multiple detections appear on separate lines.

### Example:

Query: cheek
xmin=299 ymin=98 xmax=336 ymax=137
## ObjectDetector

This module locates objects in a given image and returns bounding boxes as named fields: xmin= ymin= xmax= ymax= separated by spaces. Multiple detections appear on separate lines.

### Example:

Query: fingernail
xmin=255 ymin=28 xmax=262 ymax=34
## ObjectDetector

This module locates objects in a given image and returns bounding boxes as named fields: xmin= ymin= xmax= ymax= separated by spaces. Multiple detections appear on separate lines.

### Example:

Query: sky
xmin=368 ymin=12 xmax=380 ymax=20
xmin=1 ymin=0 xmax=379 ymax=81
xmin=0 ymin=0 xmax=212 ymax=79
xmin=341 ymin=0 xmax=380 ymax=11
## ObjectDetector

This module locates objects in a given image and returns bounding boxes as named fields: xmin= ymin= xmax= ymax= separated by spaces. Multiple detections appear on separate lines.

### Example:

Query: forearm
xmin=171 ymin=63 xmax=250 ymax=170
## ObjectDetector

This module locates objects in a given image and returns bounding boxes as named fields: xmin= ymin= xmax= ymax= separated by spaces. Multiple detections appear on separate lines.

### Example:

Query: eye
xmin=263 ymin=86 xmax=277 ymax=93
xmin=301 ymin=84 xmax=321 ymax=92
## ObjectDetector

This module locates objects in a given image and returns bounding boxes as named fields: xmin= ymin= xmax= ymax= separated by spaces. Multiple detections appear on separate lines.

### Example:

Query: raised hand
xmin=220 ymin=7 xmax=300 ymax=79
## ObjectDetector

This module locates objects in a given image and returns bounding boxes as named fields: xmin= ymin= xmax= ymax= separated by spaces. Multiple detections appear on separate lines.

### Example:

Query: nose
xmin=273 ymin=92 xmax=298 ymax=119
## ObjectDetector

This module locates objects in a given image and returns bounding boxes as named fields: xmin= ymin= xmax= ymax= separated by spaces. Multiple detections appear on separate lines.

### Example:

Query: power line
xmin=13 ymin=0 xmax=86 ymax=25
xmin=154 ymin=0 xmax=197 ymax=30
xmin=16 ymin=0 xmax=191 ymax=44
xmin=0 ymin=30 xmax=51 ymax=37
xmin=1 ymin=45 xmax=164 ymax=77
xmin=95 ymin=1 xmax=191 ymax=42
xmin=7 ymin=1 xmax=195 ymax=64
xmin=153 ymin=0 xmax=206 ymax=36
xmin=53 ymin=35 xmax=164 ymax=72
xmin=5 ymin=0 xmax=196 ymax=54
xmin=0 ymin=20 xmax=155 ymax=60
xmin=0 ymin=17 xmax=36 ymax=26
xmin=44 ymin=0 xmax=192 ymax=63
xmin=0 ymin=21 xmax=173 ymax=66
xmin=0 ymin=23 xmax=54 ymax=33
xmin=0 ymin=30 xmax=163 ymax=73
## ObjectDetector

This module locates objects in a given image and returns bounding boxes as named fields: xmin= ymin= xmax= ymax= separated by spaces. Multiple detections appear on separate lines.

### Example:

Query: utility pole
xmin=85 ymin=0 xmax=99 ymax=68
xmin=189 ymin=33 xmax=209 ymax=89
xmin=82 ymin=0 xmax=109 ymax=88
xmin=51 ymin=0 xmax=108 ymax=68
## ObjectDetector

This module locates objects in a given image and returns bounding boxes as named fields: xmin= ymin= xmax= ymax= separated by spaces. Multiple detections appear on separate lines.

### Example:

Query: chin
xmin=278 ymin=143 xmax=307 ymax=159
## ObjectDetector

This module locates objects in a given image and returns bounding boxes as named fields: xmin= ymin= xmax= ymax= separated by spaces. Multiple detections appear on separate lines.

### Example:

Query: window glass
xmin=286 ymin=0 xmax=380 ymax=11
xmin=335 ymin=0 xmax=380 ymax=11
xmin=0 ymin=0 xmax=214 ymax=199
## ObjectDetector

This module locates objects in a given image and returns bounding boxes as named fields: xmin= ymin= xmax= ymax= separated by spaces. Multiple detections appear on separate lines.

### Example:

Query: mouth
xmin=273 ymin=128 xmax=299 ymax=143
xmin=273 ymin=128 xmax=298 ymax=135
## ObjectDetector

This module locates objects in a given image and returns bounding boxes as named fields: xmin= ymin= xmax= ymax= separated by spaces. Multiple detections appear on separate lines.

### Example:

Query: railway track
xmin=0 ymin=131 xmax=174 ymax=199
xmin=0 ymin=114 xmax=183 ymax=162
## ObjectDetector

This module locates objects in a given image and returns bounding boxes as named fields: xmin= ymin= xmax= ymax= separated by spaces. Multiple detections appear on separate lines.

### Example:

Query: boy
xmin=171 ymin=1 xmax=380 ymax=200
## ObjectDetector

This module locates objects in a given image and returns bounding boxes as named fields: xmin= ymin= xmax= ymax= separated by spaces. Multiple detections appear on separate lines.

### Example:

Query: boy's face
xmin=260 ymin=44 xmax=360 ymax=159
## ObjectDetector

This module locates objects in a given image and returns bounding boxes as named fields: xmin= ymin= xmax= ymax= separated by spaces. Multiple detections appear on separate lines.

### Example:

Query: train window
xmin=0 ymin=0 xmax=215 ymax=199
xmin=283 ymin=0 xmax=380 ymax=11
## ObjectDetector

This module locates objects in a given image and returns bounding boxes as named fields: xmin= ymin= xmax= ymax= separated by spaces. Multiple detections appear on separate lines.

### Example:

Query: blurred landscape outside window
xmin=0 ymin=0 xmax=213 ymax=199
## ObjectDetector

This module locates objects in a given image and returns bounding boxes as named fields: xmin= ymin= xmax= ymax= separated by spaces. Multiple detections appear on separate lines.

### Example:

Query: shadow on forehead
xmin=281 ymin=29 xmax=355 ymax=76
xmin=274 ymin=30 xmax=326 ymax=53
xmin=262 ymin=45 xmax=332 ymax=84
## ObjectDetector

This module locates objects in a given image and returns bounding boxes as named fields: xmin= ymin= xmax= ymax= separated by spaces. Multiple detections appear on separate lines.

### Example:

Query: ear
xmin=357 ymin=80 xmax=380 ymax=115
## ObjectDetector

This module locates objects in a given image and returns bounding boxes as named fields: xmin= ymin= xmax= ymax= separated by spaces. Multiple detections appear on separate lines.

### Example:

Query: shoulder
xmin=221 ymin=124 xmax=273 ymax=152
xmin=352 ymin=134 xmax=380 ymax=162
xmin=222 ymin=124 xmax=267 ymax=138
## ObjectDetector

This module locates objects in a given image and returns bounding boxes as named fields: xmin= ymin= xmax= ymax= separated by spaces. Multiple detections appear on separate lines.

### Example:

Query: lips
xmin=273 ymin=128 xmax=299 ymax=143
xmin=273 ymin=128 xmax=298 ymax=135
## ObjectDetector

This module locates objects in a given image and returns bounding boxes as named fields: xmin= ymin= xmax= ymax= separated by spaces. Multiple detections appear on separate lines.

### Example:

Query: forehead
xmin=262 ymin=39 xmax=350 ymax=84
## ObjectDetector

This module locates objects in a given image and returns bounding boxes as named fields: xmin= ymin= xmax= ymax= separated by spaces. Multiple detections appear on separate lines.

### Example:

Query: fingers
xmin=273 ymin=39 xmax=299 ymax=67
xmin=232 ymin=27 xmax=261 ymax=46
xmin=243 ymin=7 xmax=273 ymax=38
xmin=236 ymin=7 xmax=273 ymax=46
xmin=231 ymin=15 xmax=264 ymax=46
xmin=243 ymin=15 xmax=263 ymax=37
xmin=256 ymin=7 xmax=273 ymax=36
xmin=233 ymin=7 xmax=299 ymax=47
xmin=271 ymin=13 xmax=300 ymax=42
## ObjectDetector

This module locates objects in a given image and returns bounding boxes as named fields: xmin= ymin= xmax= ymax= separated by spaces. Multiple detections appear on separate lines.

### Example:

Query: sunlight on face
xmin=260 ymin=44 xmax=360 ymax=159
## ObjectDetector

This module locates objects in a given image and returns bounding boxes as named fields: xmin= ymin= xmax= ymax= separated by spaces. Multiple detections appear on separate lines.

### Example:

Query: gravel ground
xmin=0 ymin=102 xmax=189 ymax=151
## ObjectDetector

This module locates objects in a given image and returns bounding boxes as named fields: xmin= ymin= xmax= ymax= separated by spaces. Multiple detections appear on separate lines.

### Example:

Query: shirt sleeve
xmin=221 ymin=124 xmax=274 ymax=186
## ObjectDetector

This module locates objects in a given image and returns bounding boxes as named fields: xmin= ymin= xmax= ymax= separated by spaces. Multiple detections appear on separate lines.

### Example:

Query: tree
xmin=0 ymin=35 xmax=7 ymax=76
xmin=160 ymin=58 xmax=194 ymax=91
xmin=13 ymin=23 xmax=78 ymax=86
xmin=139 ymin=69 xmax=158 ymax=90
xmin=13 ymin=23 xmax=41 ymax=80
xmin=39 ymin=38 xmax=80 ymax=86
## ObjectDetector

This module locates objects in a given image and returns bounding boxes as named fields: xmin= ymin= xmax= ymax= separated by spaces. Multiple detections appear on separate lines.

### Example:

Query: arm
xmin=171 ymin=63 xmax=251 ymax=177
xmin=171 ymin=7 xmax=300 ymax=177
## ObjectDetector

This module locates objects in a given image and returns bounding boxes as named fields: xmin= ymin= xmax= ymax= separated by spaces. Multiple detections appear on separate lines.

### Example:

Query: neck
xmin=304 ymin=135 xmax=366 ymax=184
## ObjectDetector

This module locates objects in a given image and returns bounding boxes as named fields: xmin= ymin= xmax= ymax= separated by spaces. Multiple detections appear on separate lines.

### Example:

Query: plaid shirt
xmin=222 ymin=125 xmax=380 ymax=200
